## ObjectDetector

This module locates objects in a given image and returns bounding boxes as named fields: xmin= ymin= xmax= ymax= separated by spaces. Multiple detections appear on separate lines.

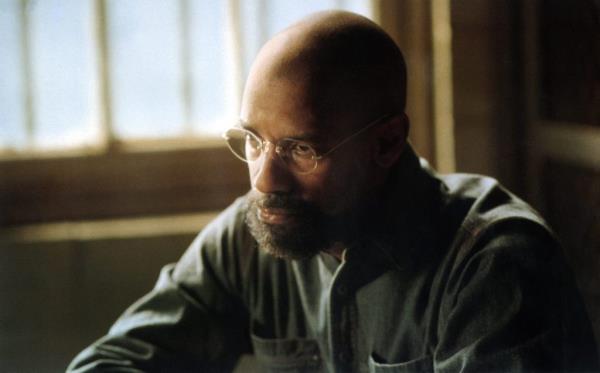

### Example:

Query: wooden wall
xmin=0 ymin=231 xmax=196 ymax=371
xmin=0 ymin=144 xmax=249 ymax=226
xmin=451 ymin=0 xmax=600 ymax=357
xmin=451 ymin=0 xmax=524 ymax=193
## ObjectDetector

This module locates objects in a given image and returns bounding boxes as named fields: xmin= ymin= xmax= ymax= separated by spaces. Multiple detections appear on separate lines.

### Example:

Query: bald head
xmin=242 ymin=11 xmax=407 ymax=130
xmin=240 ymin=12 xmax=410 ymax=258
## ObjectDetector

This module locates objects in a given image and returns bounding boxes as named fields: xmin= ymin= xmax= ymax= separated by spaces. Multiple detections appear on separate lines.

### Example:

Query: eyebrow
xmin=237 ymin=120 xmax=262 ymax=137
xmin=238 ymin=119 xmax=325 ymax=144
xmin=238 ymin=119 xmax=253 ymax=131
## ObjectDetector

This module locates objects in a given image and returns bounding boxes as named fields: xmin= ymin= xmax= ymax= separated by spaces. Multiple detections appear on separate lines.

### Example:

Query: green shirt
xmin=69 ymin=147 xmax=598 ymax=372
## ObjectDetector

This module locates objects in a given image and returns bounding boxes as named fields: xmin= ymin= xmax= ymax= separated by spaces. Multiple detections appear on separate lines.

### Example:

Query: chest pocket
xmin=368 ymin=354 xmax=433 ymax=373
xmin=251 ymin=334 xmax=323 ymax=373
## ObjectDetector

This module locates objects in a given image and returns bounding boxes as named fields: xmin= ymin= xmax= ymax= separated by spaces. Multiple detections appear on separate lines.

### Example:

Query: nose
xmin=250 ymin=142 xmax=294 ymax=194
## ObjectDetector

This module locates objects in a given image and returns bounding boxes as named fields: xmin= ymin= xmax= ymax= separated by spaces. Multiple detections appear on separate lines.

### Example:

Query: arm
xmin=435 ymin=221 xmax=599 ymax=372
xmin=68 ymin=199 xmax=254 ymax=372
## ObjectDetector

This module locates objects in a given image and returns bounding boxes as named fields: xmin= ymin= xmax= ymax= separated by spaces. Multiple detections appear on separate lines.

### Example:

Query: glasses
xmin=222 ymin=114 xmax=393 ymax=174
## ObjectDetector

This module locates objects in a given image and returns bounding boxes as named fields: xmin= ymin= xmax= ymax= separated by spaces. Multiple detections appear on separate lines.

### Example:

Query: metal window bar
xmin=257 ymin=0 xmax=268 ymax=58
xmin=227 ymin=0 xmax=244 ymax=113
xmin=19 ymin=0 xmax=35 ymax=149
xmin=93 ymin=0 xmax=116 ymax=149
xmin=431 ymin=0 xmax=456 ymax=172
xmin=179 ymin=0 xmax=194 ymax=135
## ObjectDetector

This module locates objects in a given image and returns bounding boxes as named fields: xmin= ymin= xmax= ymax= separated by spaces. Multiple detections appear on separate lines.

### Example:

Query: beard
xmin=245 ymin=191 xmax=338 ymax=260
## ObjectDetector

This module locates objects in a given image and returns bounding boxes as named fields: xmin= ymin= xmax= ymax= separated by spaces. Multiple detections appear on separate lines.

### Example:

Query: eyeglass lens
xmin=224 ymin=128 xmax=317 ymax=174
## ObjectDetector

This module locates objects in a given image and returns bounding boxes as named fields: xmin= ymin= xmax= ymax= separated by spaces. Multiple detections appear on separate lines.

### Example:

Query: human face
xmin=240 ymin=75 xmax=376 ymax=259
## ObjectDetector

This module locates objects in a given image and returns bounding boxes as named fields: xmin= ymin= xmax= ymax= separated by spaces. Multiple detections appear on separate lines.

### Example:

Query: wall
xmin=0 ymin=221 xmax=202 ymax=371
xmin=451 ymin=0 xmax=600 ymax=357
xmin=451 ymin=0 xmax=524 ymax=192
xmin=0 ymin=144 xmax=248 ymax=370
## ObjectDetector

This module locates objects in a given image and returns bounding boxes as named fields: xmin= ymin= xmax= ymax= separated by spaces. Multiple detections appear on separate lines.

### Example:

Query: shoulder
xmin=438 ymin=172 xmax=554 ymax=251
xmin=433 ymin=172 xmax=565 ymax=301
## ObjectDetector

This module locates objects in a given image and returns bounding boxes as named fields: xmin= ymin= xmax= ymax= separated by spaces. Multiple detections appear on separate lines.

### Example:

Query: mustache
xmin=248 ymin=192 xmax=314 ymax=214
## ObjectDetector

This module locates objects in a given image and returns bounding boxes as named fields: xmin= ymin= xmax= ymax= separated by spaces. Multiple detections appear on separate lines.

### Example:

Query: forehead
xmin=240 ymin=76 xmax=337 ymax=142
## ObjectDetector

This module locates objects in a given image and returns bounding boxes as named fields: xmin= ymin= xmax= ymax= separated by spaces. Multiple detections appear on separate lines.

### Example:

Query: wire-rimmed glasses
xmin=222 ymin=114 xmax=393 ymax=174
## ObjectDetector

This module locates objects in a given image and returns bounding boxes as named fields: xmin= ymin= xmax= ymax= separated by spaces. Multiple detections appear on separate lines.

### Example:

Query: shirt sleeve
xmin=434 ymin=220 xmax=599 ymax=372
xmin=67 ymin=198 xmax=254 ymax=372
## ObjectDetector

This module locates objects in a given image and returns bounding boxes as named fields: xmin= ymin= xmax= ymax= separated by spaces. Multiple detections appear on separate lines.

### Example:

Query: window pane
xmin=341 ymin=0 xmax=373 ymax=16
xmin=267 ymin=0 xmax=337 ymax=36
xmin=189 ymin=1 xmax=233 ymax=135
xmin=240 ymin=0 xmax=266 ymax=81
xmin=30 ymin=0 xmax=98 ymax=149
xmin=108 ymin=1 xmax=184 ymax=139
xmin=0 ymin=0 xmax=26 ymax=150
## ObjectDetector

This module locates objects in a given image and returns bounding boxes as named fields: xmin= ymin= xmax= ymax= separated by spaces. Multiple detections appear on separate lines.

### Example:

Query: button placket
xmin=329 ymin=261 xmax=357 ymax=372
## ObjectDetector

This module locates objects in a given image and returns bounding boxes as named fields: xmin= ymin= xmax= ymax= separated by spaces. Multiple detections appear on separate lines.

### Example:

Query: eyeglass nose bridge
xmin=258 ymin=139 xmax=285 ymax=160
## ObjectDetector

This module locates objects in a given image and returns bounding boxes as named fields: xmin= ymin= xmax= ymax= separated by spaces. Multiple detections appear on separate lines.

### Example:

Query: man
xmin=69 ymin=11 xmax=598 ymax=372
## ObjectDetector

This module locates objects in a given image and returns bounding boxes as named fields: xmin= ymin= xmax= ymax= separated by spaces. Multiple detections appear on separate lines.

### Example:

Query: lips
xmin=257 ymin=207 xmax=299 ymax=225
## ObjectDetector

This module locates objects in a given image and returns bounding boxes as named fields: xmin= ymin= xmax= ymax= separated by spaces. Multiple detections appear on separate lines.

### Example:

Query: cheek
xmin=248 ymin=162 xmax=259 ymax=185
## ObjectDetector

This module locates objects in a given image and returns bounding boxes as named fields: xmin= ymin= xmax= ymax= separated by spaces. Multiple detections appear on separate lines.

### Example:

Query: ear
xmin=372 ymin=113 xmax=409 ymax=168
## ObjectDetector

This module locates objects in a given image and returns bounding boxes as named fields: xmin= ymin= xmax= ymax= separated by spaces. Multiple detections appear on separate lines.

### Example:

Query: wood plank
xmin=0 ymin=145 xmax=249 ymax=225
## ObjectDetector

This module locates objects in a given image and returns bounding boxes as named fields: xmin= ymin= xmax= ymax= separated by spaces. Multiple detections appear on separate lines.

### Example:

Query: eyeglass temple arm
xmin=317 ymin=114 xmax=394 ymax=159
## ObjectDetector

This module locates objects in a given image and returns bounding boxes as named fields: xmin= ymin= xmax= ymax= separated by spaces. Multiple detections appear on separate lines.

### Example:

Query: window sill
xmin=0 ymin=211 xmax=219 ymax=244
xmin=0 ymin=142 xmax=249 ymax=226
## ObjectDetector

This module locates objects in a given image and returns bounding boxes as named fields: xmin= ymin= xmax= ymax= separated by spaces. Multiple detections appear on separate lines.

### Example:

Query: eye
xmin=290 ymin=142 xmax=314 ymax=159
xmin=243 ymin=132 xmax=263 ymax=160
xmin=245 ymin=133 xmax=261 ymax=149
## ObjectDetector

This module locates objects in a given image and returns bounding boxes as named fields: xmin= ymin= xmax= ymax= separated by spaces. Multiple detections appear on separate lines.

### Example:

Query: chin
xmin=245 ymin=203 xmax=327 ymax=261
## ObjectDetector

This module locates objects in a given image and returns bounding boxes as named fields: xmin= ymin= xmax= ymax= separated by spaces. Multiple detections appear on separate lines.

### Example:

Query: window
xmin=0 ymin=0 xmax=374 ymax=226
xmin=0 ymin=0 xmax=373 ymax=154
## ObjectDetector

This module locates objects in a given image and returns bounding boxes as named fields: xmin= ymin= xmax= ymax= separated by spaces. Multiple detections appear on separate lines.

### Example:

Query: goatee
xmin=245 ymin=192 xmax=335 ymax=260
